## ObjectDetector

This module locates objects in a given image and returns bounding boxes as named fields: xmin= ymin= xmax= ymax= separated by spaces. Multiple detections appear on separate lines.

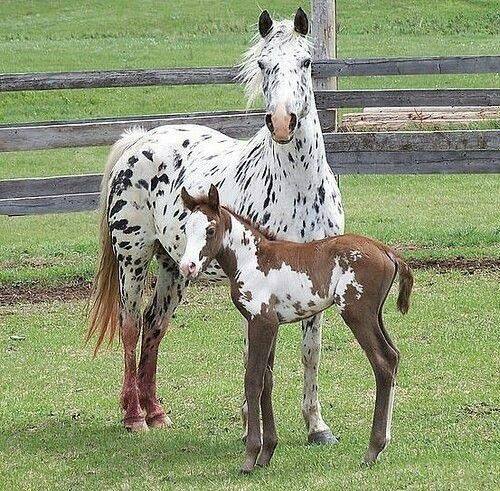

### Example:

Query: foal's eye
xmin=207 ymin=227 xmax=216 ymax=238
xmin=302 ymin=58 xmax=311 ymax=69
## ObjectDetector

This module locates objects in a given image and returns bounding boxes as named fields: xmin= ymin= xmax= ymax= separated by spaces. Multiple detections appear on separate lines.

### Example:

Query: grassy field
xmin=1 ymin=273 xmax=499 ymax=490
xmin=0 ymin=1 xmax=499 ymax=285
xmin=0 ymin=2 xmax=499 ymax=489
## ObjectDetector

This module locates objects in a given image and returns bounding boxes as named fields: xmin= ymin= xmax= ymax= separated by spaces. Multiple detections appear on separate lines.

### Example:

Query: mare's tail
xmin=86 ymin=128 xmax=147 ymax=354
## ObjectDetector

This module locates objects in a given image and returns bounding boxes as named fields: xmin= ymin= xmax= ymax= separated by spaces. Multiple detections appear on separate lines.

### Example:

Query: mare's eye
xmin=207 ymin=227 xmax=216 ymax=238
xmin=257 ymin=60 xmax=265 ymax=70
xmin=302 ymin=58 xmax=311 ymax=69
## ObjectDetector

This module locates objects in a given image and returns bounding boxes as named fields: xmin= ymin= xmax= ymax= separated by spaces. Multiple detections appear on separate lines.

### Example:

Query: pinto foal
xmin=180 ymin=185 xmax=413 ymax=473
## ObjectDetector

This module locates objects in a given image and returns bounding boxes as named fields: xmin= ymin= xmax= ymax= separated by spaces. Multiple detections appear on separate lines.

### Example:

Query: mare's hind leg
xmin=341 ymin=305 xmax=399 ymax=464
xmin=116 ymin=246 xmax=155 ymax=432
xmin=138 ymin=249 xmax=186 ymax=428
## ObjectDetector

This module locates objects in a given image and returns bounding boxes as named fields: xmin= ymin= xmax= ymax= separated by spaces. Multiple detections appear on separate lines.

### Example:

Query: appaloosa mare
xmin=88 ymin=8 xmax=344 ymax=441
xmin=179 ymin=185 xmax=413 ymax=472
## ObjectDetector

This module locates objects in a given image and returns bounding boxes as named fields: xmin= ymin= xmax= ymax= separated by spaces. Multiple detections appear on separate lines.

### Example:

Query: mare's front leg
xmin=241 ymin=318 xmax=278 ymax=474
xmin=138 ymin=253 xmax=186 ymax=428
xmin=301 ymin=313 xmax=338 ymax=444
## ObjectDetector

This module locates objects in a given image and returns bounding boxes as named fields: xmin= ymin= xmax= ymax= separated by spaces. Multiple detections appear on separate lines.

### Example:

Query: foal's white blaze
xmin=180 ymin=211 xmax=212 ymax=278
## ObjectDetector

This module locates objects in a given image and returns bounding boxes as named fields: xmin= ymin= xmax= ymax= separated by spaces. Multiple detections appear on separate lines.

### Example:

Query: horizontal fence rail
xmin=315 ymin=89 xmax=500 ymax=109
xmin=1 ymin=55 xmax=499 ymax=92
xmin=2 ymin=89 xmax=499 ymax=153
xmin=1 ymin=130 xmax=499 ymax=215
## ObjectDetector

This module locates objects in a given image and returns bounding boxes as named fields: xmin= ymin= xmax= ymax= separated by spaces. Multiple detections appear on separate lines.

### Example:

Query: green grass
xmin=1 ymin=272 xmax=499 ymax=489
xmin=0 ymin=1 xmax=499 ymax=285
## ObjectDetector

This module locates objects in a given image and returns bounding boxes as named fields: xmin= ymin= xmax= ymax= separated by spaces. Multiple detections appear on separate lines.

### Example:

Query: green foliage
xmin=0 ymin=274 xmax=499 ymax=489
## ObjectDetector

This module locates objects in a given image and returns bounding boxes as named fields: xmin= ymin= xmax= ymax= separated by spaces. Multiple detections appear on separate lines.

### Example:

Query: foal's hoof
xmin=124 ymin=418 xmax=149 ymax=432
xmin=308 ymin=429 xmax=339 ymax=445
xmin=147 ymin=413 xmax=172 ymax=429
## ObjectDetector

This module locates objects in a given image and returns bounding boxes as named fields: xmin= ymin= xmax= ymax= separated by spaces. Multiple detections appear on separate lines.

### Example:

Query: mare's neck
xmin=242 ymin=100 xmax=330 ymax=186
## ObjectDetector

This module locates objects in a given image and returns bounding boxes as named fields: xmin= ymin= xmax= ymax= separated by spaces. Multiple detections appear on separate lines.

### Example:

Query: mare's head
xmin=179 ymin=185 xmax=226 ymax=279
xmin=240 ymin=8 xmax=313 ymax=144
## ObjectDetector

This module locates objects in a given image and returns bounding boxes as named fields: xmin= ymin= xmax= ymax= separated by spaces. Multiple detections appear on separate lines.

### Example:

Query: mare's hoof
xmin=307 ymin=429 xmax=339 ymax=445
xmin=124 ymin=418 xmax=149 ymax=432
xmin=147 ymin=413 xmax=172 ymax=428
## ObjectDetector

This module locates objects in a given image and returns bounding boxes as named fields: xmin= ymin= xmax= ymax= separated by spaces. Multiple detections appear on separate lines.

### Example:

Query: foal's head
xmin=240 ymin=8 xmax=313 ymax=144
xmin=179 ymin=185 xmax=226 ymax=279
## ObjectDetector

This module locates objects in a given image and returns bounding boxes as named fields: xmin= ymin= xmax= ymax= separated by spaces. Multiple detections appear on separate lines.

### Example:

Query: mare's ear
xmin=208 ymin=184 xmax=220 ymax=212
xmin=259 ymin=10 xmax=273 ymax=38
xmin=181 ymin=187 xmax=197 ymax=212
xmin=294 ymin=7 xmax=309 ymax=36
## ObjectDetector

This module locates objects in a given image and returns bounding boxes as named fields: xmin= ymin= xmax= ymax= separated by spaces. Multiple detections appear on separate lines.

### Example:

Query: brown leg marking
xmin=138 ymin=316 xmax=171 ymax=428
xmin=121 ymin=312 xmax=148 ymax=432
xmin=241 ymin=319 xmax=278 ymax=474
xmin=343 ymin=309 xmax=399 ymax=464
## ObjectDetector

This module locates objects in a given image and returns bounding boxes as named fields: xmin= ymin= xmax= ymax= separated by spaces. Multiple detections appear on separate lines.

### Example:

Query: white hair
xmin=238 ymin=19 xmax=312 ymax=108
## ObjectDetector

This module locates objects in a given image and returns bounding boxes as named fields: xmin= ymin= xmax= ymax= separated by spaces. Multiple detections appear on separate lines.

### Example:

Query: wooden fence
xmin=0 ymin=46 xmax=499 ymax=215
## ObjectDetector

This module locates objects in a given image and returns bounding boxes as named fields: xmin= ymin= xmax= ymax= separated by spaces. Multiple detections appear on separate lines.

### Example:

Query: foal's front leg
xmin=241 ymin=319 xmax=278 ymax=474
xmin=301 ymin=313 xmax=338 ymax=444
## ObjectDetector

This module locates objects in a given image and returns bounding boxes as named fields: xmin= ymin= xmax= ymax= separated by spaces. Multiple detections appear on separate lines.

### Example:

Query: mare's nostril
xmin=265 ymin=114 xmax=274 ymax=133
xmin=289 ymin=113 xmax=297 ymax=131
xmin=188 ymin=262 xmax=196 ymax=273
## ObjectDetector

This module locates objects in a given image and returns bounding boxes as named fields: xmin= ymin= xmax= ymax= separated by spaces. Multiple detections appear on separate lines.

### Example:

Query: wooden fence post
xmin=311 ymin=0 xmax=337 ymax=132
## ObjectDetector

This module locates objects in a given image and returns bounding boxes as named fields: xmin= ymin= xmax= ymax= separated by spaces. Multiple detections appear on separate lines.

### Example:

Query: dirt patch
xmin=0 ymin=258 xmax=498 ymax=305
xmin=408 ymin=257 xmax=500 ymax=274
xmin=0 ymin=279 xmax=92 ymax=306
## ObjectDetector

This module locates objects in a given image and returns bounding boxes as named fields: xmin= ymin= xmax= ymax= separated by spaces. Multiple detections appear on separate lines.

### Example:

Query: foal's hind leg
xmin=341 ymin=307 xmax=399 ymax=464
xmin=138 ymin=251 xmax=186 ymax=428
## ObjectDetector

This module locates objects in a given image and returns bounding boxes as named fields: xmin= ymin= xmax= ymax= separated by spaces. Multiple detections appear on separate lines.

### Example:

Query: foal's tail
xmin=393 ymin=254 xmax=413 ymax=315
xmin=86 ymin=128 xmax=147 ymax=354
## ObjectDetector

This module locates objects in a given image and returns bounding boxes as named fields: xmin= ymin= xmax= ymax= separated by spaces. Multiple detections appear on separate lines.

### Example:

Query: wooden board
xmin=1 ymin=56 xmax=498 ymax=91
xmin=315 ymin=89 xmax=500 ymax=109
xmin=0 ymin=192 xmax=100 ymax=216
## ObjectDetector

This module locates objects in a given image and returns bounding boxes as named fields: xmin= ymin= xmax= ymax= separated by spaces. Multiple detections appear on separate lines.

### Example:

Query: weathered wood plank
xmin=0 ymin=67 xmax=240 ymax=92
xmin=328 ymin=150 xmax=500 ymax=174
xmin=2 ymin=90 xmax=498 ymax=153
xmin=0 ymin=192 xmax=100 ymax=216
xmin=313 ymin=55 xmax=500 ymax=78
xmin=311 ymin=0 xmax=337 ymax=132
xmin=1 ymin=150 xmax=498 ymax=214
xmin=0 ymin=110 xmax=266 ymax=152
xmin=325 ymin=130 xmax=500 ymax=152
xmin=316 ymin=89 xmax=500 ymax=109
xmin=1 ymin=56 xmax=498 ymax=92
xmin=0 ymin=174 xmax=102 ymax=199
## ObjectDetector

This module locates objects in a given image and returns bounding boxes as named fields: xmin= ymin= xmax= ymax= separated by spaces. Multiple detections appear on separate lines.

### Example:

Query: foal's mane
xmin=238 ymin=19 xmax=312 ymax=107
xmin=222 ymin=206 xmax=277 ymax=241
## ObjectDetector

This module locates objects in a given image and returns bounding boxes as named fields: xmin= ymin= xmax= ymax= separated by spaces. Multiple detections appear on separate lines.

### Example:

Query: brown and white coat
xmin=180 ymin=185 xmax=413 ymax=473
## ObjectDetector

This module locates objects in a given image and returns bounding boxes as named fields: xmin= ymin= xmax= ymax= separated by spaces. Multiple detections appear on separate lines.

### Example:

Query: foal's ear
xmin=208 ymin=184 xmax=220 ymax=212
xmin=181 ymin=187 xmax=197 ymax=212
xmin=259 ymin=10 xmax=273 ymax=38
xmin=294 ymin=7 xmax=309 ymax=36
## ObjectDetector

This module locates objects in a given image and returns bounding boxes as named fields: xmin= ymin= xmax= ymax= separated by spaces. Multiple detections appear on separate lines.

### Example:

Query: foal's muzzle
xmin=180 ymin=261 xmax=198 ymax=279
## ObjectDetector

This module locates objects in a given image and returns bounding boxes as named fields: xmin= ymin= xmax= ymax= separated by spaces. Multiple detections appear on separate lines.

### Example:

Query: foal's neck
xmin=216 ymin=209 xmax=269 ymax=275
